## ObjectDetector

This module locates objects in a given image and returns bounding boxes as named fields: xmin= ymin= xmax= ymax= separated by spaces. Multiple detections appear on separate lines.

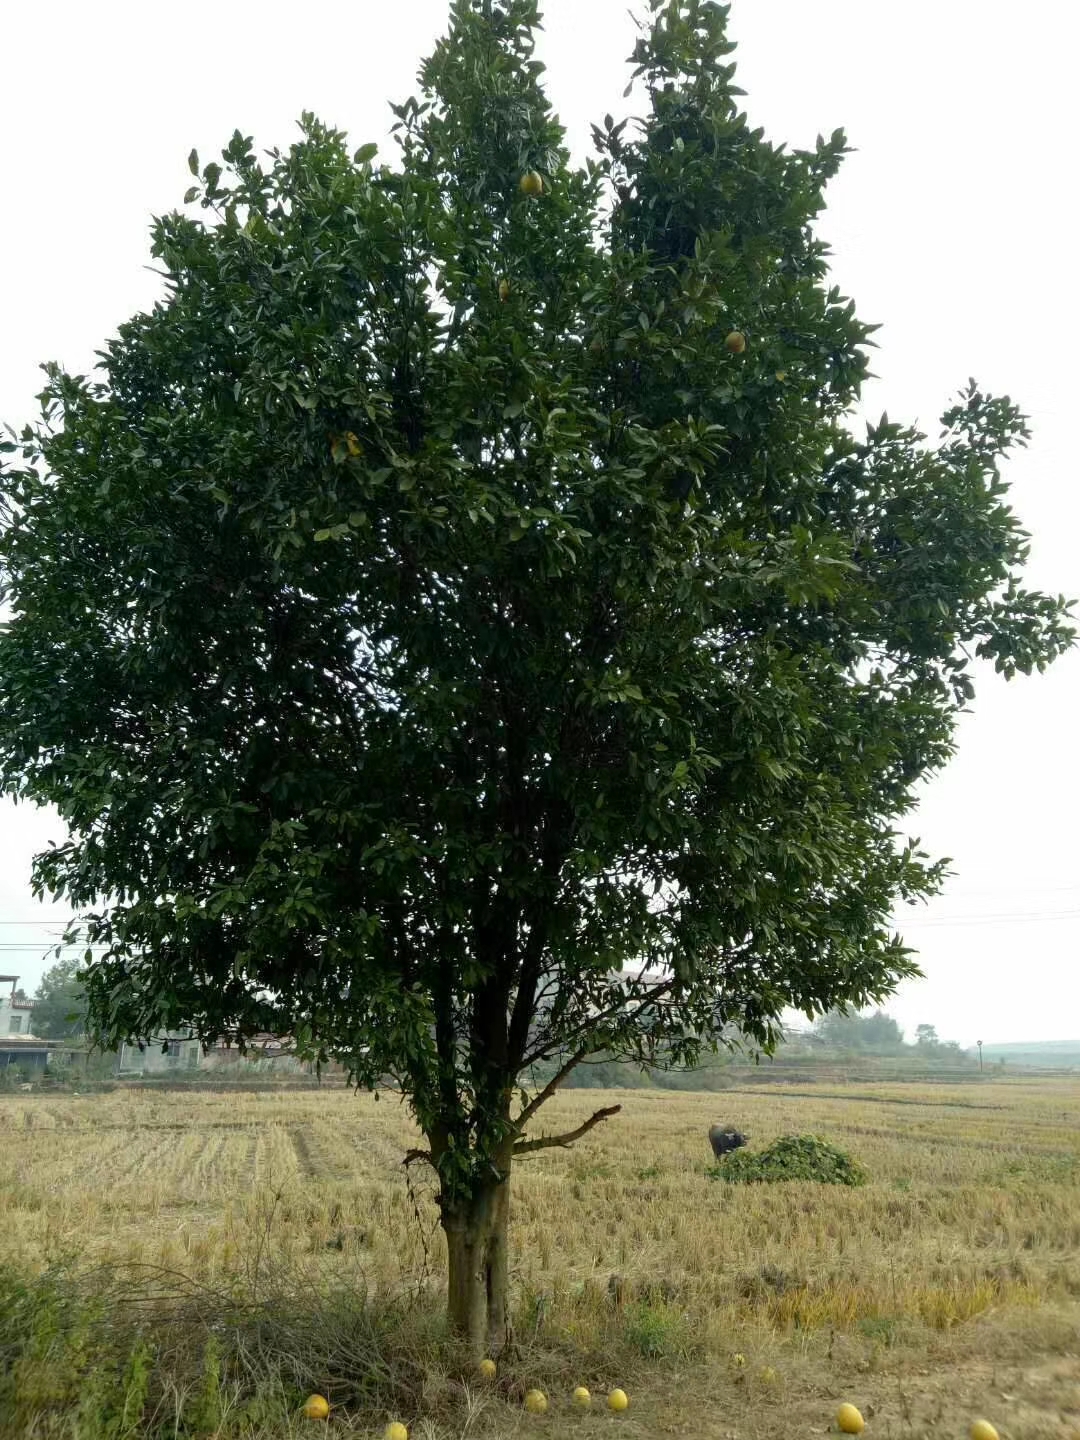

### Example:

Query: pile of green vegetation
xmin=708 ymin=1134 xmax=867 ymax=1187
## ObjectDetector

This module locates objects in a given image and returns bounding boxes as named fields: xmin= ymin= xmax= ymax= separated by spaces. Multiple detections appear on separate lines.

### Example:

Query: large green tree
xmin=0 ymin=0 xmax=1071 ymax=1354
xmin=813 ymin=1008 xmax=906 ymax=1053
xmin=30 ymin=957 xmax=88 ymax=1040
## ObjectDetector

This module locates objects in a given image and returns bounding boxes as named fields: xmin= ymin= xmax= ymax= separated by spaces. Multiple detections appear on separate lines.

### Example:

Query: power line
xmin=897 ymin=909 xmax=1080 ymax=929
xmin=0 ymin=920 xmax=74 ymax=926
xmin=0 ymin=942 xmax=109 ymax=950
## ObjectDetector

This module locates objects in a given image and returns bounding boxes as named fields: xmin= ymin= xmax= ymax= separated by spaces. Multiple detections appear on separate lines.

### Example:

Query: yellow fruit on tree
xmin=498 ymin=278 xmax=511 ymax=302
xmin=724 ymin=330 xmax=747 ymax=354
xmin=519 ymin=170 xmax=544 ymax=196
xmin=479 ymin=1358 xmax=497 ymax=1379
xmin=572 ymin=1387 xmax=591 ymax=1408
xmin=302 ymin=1395 xmax=330 ymax=1420
xmin=836 ymin=1403 xmax=865 ymax=1434
xmin=607 ymin=1389 xmax=629 ymax=1412
xmin=524 ymin=1390 xmax=548 ymax=1414
xmin=970 ymin=1423 xmax=999 ymax=1440
xmin=385 ymin=1424 xmax=408 ymax=1440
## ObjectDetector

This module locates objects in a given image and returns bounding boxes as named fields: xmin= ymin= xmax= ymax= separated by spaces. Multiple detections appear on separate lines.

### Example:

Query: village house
xmin=116 ymin=1033 xmax=203 ymax=1075
xmin=0 ymin=974 xmax=36 ymax=1037
xmin=117 ymin=1032 xmax=307 ymax=1075
xmin=0 ymin=974 xmax=79 ymax=1073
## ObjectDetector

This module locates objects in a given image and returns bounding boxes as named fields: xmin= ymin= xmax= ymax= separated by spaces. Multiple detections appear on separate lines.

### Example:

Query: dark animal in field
xmin=709 ymin=1123 xmax=748 ymax=1158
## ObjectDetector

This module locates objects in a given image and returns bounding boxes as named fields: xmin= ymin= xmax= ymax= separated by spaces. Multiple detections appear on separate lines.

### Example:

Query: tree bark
xmin=441 ymin=1168 xmax=513 ymax=1361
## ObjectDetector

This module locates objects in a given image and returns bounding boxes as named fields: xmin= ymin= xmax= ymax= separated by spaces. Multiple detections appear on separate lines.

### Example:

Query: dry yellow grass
xmin=4 ymin=1074 xmax=1080 ymax=1437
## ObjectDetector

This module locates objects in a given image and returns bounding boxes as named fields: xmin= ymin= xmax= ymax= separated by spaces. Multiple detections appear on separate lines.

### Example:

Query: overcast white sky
xmin=1 ymin=1 xmax=1076 ymax=1046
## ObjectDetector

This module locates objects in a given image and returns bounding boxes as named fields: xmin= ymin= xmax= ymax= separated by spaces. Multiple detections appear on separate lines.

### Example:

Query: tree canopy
xmin=29 ymin=957 xmax=88 ymax=1040
xmin=0 ymin=0 xmax=1072 ymax=1352
xmin=813 ymin=1009 xmax=906 ymax=1053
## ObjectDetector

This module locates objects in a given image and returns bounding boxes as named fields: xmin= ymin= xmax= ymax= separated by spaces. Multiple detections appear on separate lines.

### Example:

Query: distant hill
xmin=979 ymin=1040 xmax=1080 ymax=1069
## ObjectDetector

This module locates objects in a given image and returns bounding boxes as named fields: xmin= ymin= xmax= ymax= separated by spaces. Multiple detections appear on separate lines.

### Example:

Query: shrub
xmin=621 ymin=1300 xmax=697 ymax=1359
xmin=708 ymin=1134 xmax=867 ymax=1186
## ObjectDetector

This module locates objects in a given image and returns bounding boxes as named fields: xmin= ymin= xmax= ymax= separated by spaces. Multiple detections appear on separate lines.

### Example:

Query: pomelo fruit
xmin=837 ymin=1404 xmax=865 ymax=1434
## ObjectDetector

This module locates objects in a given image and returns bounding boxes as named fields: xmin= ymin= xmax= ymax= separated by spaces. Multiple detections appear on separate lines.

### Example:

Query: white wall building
xmin=117 ymin=1035 xmax=202 ymax=1074
xmin=0 ymin=975 xmax=36 ymax=1036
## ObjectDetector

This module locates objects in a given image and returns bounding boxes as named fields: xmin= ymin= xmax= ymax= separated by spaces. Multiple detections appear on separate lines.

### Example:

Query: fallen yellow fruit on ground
xmin=759 ymin=1366 xmax=778 ymax=1384
xmin=385 ymin=1424 xmax=408 ymax=1440
xmin=572 ymin=1387 xmax=591 ymax=1407
xmin=732 ymin=1353 xmax=746 ymax=1368
xmin=524 ymin=1390 xmax=548 ymax=1414
xmin=302 ymin=1395 xmax=330 ymax=1420
xmin=970 ymin=1423 xmax=999 ymax=1440
xmin=837 ymin=1403 xmax=865 ymax=1434
xmin=478 ymin=1358 xmax=497 ymax=1379
xmin=607 ymin=1389 xmax=629 ymax=1412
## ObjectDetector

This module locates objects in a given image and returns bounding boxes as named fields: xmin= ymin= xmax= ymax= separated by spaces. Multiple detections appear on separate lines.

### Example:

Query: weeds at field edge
xmin=0 ymin=1261 xmax=721 ymax=1440
xmin=0 ymin=1261 xmax=438 ymax=1439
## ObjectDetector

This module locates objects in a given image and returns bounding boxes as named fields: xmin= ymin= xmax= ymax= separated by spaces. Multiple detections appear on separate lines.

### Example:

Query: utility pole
xmin=977 ymin=1039 xmax=983 ymax=1073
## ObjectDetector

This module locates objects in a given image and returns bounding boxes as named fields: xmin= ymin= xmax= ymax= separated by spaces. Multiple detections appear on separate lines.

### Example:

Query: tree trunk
xmin=441 ymin=1169 xmax=512 ymax=1361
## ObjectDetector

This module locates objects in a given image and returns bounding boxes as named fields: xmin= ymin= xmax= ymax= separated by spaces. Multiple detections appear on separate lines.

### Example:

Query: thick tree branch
xmin=431 ymin=929 xmax=462 ymax=1121
xmin=512 ymin=1046 xmax=589 ymax=1128
xmin=513 ymin=1103 xmax=622 ymax=1156
xmin=506 ymin=912 xmax=551 ymax=1072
